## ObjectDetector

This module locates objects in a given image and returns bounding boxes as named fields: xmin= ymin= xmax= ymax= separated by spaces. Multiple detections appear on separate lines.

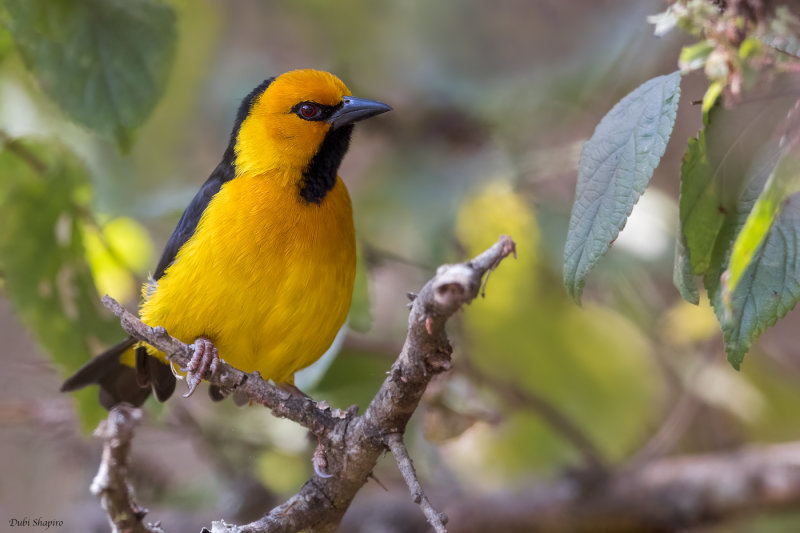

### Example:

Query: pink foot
xmin=183 ymin=337 xmax=219 ymax=398
xmin=313 ymin=441 xmax=333 ymax=479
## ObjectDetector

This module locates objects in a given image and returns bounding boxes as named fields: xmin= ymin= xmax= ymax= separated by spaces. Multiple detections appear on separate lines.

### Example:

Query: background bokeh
xmin=2 ymin=1 xmax=800 ymax=531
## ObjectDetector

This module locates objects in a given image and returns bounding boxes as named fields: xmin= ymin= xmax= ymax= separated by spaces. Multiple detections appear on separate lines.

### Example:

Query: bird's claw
xmin=183 ymin=337 xmax=219 ymax=398
xmin=313 ymin=442 xmax=333 ymax=479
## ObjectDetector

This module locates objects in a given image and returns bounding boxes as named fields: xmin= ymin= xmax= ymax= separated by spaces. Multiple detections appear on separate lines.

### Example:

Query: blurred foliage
xmin=348 ymin=242 xmax=372 ymax=333
xmin=1 ymin=0 xmax=177 ymax=150
xmin=652 ymin=1 xmax=800 ymax=96
xmin=455 ymin=182 xmax=661 ymax=474
xmin=3 ymin=1 xmax=800 ymax=531
xmin=568 ymin=1 xmax=800 ymax=368
xmin=0 ymin=138 xmax=119 ymax=428
xmin=82 ymin=216 xmax=155 ymax=303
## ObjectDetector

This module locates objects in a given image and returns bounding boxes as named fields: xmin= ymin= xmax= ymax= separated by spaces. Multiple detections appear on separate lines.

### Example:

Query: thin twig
xmin=459 ymin=356 xmax=606 ymax=473
xmin=0 ymin=130 xmax=49 ymax=175
xmin=629 ymin=348 xmax=716 ymax=466
xmin=629 ymin=390 xmax=701 ymax=466
xmin=385 ymin=433 xmax=448 ymax=533
xmin=91 ymin=405 xmax=164 ymax=533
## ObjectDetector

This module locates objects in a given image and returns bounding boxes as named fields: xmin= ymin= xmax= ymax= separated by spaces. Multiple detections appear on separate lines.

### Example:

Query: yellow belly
xmin=139 ymin=172 xmax=356 ymax=384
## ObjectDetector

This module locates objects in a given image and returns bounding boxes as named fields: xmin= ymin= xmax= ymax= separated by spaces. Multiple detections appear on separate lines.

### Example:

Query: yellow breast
xmin=140 ymin=172 xmax=356 ymax=383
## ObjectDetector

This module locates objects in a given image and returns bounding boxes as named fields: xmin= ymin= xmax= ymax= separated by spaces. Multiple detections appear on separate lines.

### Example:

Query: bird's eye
xmin=298 ymin=103 xmax=320 ymax=119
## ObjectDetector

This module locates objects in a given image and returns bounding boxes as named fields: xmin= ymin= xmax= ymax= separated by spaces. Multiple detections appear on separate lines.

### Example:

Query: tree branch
xmin=0 ymin=130 xmax=49 ymax=175
xmin=101 ymin=295 xmax=342 ymax=438
xmin=94 ymin=402 xmax=800 ymax=533
xmin=458 ymin=355 xmax=606 ymax=473
xmin=99 ymin=235 xmax=517 ymax=533
xmin=629 ymin=348 xmax=716 ymax=466
xmin=385 ymin=433 xmax=448 ymax=533
xmin=444 ymin=441 xmax=800 ymax=533
xmin=91 ymin=404 xmax=164 ymax=533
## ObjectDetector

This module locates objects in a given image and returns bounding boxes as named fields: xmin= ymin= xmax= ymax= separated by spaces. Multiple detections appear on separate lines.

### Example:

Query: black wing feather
xmin=60 ymin=78 xmax=277 ymax=408
xmin=152 ymin=164 xmax=233 ymax=279
xmin=152 ymin=77 xmax=275 ymax=280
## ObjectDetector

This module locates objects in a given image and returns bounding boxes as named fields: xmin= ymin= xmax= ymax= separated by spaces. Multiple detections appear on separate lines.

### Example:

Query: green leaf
xmin=702 ymin=154 xmax=772 ymax=368
xmin=702 ymin=81 xmax=723 ymax=125
xmin=721 ymin=191 xmax=800 ymax=369
xmin=739 ymin=37 xmax=764 ymax=61
xmin=727 ymin=151 xmax=800 ymax=294
xmin=679 ymin=90 xmax=800 ymax=367
xmin=4 ymin=0 xmax=176 ymax=150
xmin=673 ymin=229 xmax=700 ymax=305
xmin=678 ymin=131 xmax=722 ymax=275
xmin=563 ymin=71 xmax=681 ymax=303
xmin=679 ymin=97 xmax=795 ymax=280
xmin=0 ymin=138 xmax=120 ymax=427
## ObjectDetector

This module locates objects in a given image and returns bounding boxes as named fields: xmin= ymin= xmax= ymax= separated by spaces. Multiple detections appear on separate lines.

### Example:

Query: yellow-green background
xmin=2 ymin=1 xmax=800 ymax=532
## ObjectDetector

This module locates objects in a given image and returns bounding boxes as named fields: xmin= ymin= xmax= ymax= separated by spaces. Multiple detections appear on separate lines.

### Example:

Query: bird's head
xmin=230 ymin=69 xmax=391 ymax=203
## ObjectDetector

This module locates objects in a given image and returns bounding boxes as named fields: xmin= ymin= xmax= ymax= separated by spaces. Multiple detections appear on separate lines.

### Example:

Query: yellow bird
xmin=62 ymin=69 xmax=391 ymax=407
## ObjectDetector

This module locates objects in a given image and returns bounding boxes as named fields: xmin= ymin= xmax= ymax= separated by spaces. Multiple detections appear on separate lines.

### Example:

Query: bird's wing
xmin=151 ymin=78 xmax=277 ymax=281
xmin=152 ymin=160 xmax=235 ymax=280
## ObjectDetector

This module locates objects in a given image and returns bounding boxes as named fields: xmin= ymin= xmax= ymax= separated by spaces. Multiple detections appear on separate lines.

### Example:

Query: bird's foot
xmin=183 ymin=337 xmax=219 ymax=398
xmin=312 ymin=441 xmax=333 ymax=479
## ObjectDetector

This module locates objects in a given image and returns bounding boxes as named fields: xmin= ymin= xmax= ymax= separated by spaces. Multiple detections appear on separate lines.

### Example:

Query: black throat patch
xmin=299 ymin=124 xmax=353 ymax=204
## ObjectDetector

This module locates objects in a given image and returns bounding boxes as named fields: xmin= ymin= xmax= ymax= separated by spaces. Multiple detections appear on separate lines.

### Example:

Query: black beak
xmin=328 ymin=96 xmax=391 ymax=131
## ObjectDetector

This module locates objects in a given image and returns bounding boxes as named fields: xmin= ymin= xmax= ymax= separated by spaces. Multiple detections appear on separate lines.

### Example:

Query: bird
xmin=61 ymin=69 xmax=391 ymax=408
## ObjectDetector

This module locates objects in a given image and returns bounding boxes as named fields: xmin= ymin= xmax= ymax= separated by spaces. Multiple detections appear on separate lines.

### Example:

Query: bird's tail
xmin=61 ymin=338 xmax=176 ymax=409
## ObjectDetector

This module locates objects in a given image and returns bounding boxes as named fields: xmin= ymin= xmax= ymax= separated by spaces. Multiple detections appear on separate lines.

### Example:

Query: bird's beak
xmin=328 ymin=96 xmax=392 ymax=131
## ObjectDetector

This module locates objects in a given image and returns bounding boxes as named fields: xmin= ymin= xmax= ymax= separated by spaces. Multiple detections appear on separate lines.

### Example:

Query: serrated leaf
xmin=727 ymin=151 xmax=800 ymax=294
xmin=721 ymin=191 xmax=800 ymax=368
xmin=680 ymin=91 xmax=800 ymax=368
xmin=4 ymin=0 xmax=176 ymax=150
xmin=679 ymin=96 xmax=796 ymax=279
xmin=0 ymin=138 xmax=120 ymax=427
xmin=563 ymin=71 xmax=681 ymax=303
